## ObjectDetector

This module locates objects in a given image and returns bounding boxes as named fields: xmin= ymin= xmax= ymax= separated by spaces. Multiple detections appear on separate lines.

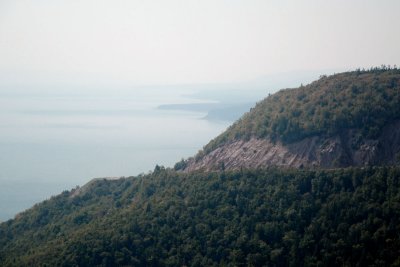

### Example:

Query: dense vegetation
xmin=202 ymin=67 xmax=400 ymax=154
xmin=1 ymin=167 xmax=400 ymax=266
xmin=2 ymin=68 xmax=400 ymax=266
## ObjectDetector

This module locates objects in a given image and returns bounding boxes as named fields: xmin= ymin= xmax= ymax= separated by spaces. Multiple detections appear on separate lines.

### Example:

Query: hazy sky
xmin=0 ymin=0 xmax=399 ymax=85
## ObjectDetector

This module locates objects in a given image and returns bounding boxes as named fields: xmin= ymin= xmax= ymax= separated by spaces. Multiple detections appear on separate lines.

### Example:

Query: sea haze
xmin=0 ymin=71 xmax=322 ymax=221
xmin=0 ymin=85 xmax=235 ymax=222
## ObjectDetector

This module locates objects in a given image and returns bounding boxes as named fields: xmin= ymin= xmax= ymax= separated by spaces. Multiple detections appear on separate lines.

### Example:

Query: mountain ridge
xmin=2 ymin=68 xmax=400 ymax=266
xmin=181 ymin=68 xmax=400 ymax=171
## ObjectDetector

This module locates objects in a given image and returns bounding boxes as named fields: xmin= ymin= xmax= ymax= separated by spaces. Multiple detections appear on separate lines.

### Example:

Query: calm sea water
xmin=0 ymin=86 xmax=230 ymax=221
xmin=0 ymin=72 xmax=323 ymax=221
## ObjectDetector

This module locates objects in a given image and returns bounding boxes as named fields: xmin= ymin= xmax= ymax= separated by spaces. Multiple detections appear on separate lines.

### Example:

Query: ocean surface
xmin=0 ymin=86 xmax=234 ymax=221
xmin=0 ymin=71 xmax=323 ymax=221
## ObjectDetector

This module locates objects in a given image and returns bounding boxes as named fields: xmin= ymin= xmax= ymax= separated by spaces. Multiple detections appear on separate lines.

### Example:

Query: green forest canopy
xmin=203 ymin=68 xmax=400 ymax=154
xmin=1 ymin=166 xmax=400 ymax=266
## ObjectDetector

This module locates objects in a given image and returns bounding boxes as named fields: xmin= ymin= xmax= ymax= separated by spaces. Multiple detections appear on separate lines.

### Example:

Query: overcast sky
xmin=0 ymin=0 xmax=399 ymax=86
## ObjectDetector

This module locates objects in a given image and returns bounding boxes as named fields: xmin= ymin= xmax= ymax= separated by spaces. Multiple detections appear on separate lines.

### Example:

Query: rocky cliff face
xmin=183 ymin=69 xmax=400 ymax=171
xmin=185 ymin=120 xmax=400 ymax=171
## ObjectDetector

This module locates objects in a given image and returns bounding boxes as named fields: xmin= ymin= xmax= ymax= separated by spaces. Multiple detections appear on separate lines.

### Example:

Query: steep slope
xmin=1 ymin=167 xmax=400 ymax=266
xmin=183 ymin=68 xmax=400 ymax=171
xmin=2 ymin=68 xmax=400 ymax=266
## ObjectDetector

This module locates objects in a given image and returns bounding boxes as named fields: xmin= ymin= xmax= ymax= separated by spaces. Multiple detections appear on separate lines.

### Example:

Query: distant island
xmin=158 ymin=102 xmax=255 ymax=122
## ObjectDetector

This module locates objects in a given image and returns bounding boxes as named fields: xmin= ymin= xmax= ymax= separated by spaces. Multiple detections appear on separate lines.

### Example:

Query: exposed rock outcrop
xmin=185 ymin=120 xmax=400 ymax=171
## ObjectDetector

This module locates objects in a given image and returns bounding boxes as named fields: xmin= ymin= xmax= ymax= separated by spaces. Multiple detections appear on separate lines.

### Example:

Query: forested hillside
xmin=182 ymin=68 xmax=400 ymax=171
xmin=1 ymin=167 xmax=400 ymax=266
xmin=204 ymin=68 xmax=400 ymax=152
xmin=2 ymin=68 xmax=400 ymax=266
